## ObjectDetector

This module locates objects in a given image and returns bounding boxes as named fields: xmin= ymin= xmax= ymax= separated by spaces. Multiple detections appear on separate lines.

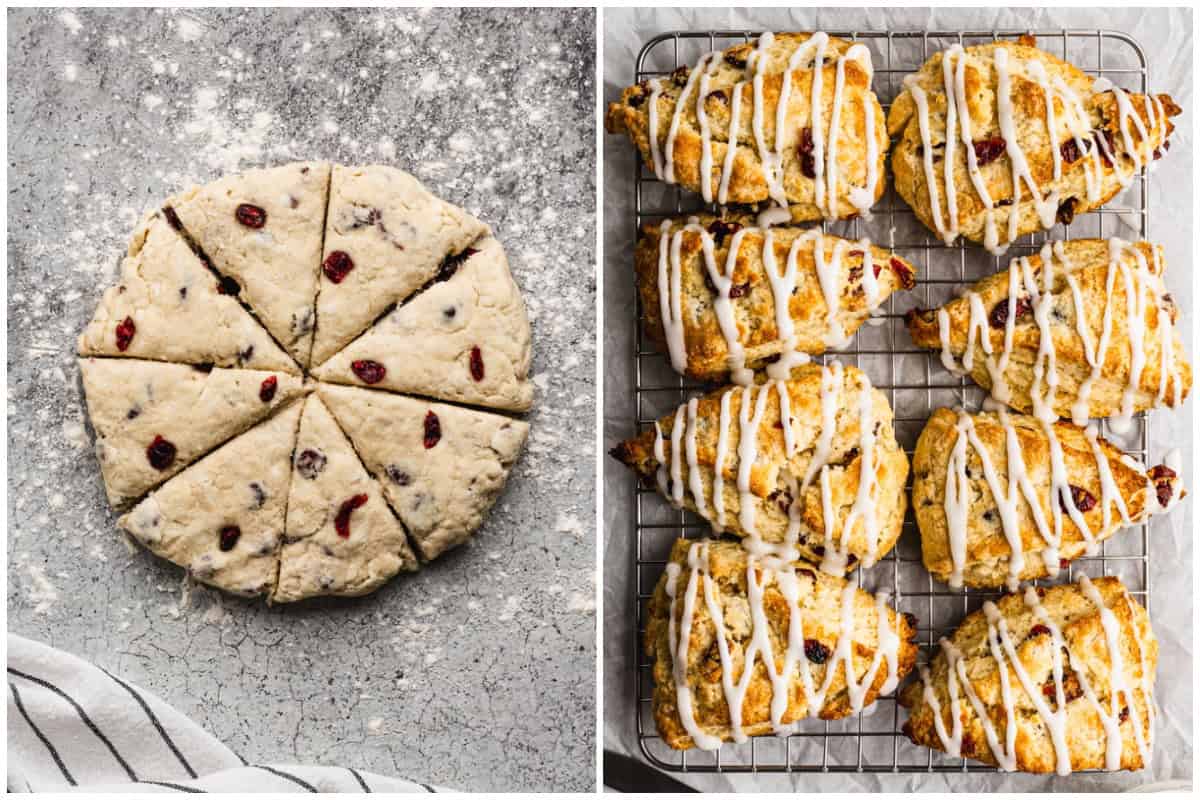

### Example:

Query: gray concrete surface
xmin=7 ymin=7 xmax=596 ymax=792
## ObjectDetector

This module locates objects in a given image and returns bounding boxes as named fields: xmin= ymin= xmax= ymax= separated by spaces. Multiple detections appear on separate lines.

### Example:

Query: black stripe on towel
xmin=347 ymin=767 xmax=371 ymax=792
xmin=9 ymin=682 xmax=77 ymax=786
xmin=100 ymin=667 xmax=198 ymax=779
xmin=252 ymin=765 xmax=318 ymax=792
xmin=8 ymin=667 xmax=138 ymax=781
xmin=138 ymin=780 xmax=206 ymax=793
xmin=419 ymin=782 xmax=437 ymax=792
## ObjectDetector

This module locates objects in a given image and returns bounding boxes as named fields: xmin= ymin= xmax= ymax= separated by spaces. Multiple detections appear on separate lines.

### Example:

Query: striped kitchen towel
xmin=7 ymin=634 xmax=441 ymax=793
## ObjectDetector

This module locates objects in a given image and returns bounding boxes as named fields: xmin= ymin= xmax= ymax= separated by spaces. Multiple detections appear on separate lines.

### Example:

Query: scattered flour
xmin=25 ymin=563 xmax=60 ymax=614
xmin=497 ymin=595 xmax=522 ymax=622
xmin=554 ymin=512 xmax=584 ymax=538
xmin=63 ymin=63 xmax=78 ymax=82
xmin=59 ymin=11 xmax=82 ymax=34
xmin=377 ymin=137 xmax=396 ymax=159
xmin=566 ymin=592 xmax=595 ymax=613
xmin=176 ymin=17 xmax=204 ymax=42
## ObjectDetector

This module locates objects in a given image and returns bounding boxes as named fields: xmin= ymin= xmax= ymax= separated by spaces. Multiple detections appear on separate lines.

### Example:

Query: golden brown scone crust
xmin=912 ymin=408 xmax=1183 ymax=588
xmin=906 ymin=239 xmax=1191 ymax=421
xmin=610 ymin=364 xmax=909 ymax=571
xmin=635 ymin=212 xmax=917 ymax=382
xmin=646 ymin=539 xmax=919 ymax=750
xmin=900 ymin=577 xmax=1158 ymax=773
xmin=606 ymin=33 xmax=887 ymax=220
xmin=888 ymin=40 xmax=1180 ymax=248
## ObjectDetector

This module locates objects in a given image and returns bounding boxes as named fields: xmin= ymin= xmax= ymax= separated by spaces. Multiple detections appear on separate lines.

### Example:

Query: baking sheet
xmin=602 ymin=6 xmax=1194 ymax=792
xmin=7 ymin=7 xmax=597 ymax=792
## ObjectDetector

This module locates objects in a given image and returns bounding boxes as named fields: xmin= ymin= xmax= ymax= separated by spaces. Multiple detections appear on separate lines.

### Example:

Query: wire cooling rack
xmin=629 ymin=29 xmax=1156 ymax=773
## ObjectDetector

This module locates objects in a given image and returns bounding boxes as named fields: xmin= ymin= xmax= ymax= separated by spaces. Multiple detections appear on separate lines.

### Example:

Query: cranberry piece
xmin=322 ymin=250 xmax=355 ymax=284
xmin=1056 ymin=197 xmax=1079 ymax=226
xmin=259 ymin=376 xmax=277 ymax=402
xmin=146 ymin=435 xmax=176 ymax=470
xmin=234 ymin=203 xmax=267 ymax=228
xmin=334 ymin=494 xmax=369 ymax=538
xmin=115 ymin=316 xmax=136 ymax=352
xmin=888 ymin=257 xmax=916 ymax=289
xmin=469 ymin=346 xmax=485 ymax=381
xmin=797 ymin=127 xmax=816 ymax=178
xmin=1059 ymin=484 xmax=1098 ymax=514
xmin=218 ymin=525 xmax=241 ymax=552
xmin=1059 ymin=139 xmax=1082 ymax=164
xmin=1119 ymin=706 xmax=1130 ymax=723
xmin=423 ymin=410 xmax=442 ymax=449
xmin=724 ymin=51 xmax=748 ymax=69
xmin=766 ymin=488 xmax=794 ymax=515
xmin=1059 ymin=558 xmax=1070 ymax=569
xmin=670 ymin=66 xmax=689 ymax=87
xmin=988 ymin=296 xmax=1032 ymax=329
xmin=1148 ymin=465 xmax=1176 ymax=507
xmin=1093 ymin=129 xmax=1115 ymax=168
xmin=295 ymin=448 xmax=326 ymax=480
xmin=705 ymin=89 xmax=728 ymax=107
xmin=1029 ymin=624 xmax=1051 ymax=638
xmin=163 ymin=206 xmax=183 ymax=231
xmin=727 ymin=282 xmax=751 ymax=299
xmin=705 ymin=219 xmax=743 ymax=247
xmin=804 ymin=638 xmax=830 ymax=664
xmin=435 ymin=248 xmax=478 ymax=283
xmin=216 ymin=275 xmax=241 ymax=295
xmin=386 ymin=465 xmax=411 ymax=486
xmin=972 ymin=137 xmax=1007 ymax=166
xmin=351 ymin=359 xmax=386 ymax=384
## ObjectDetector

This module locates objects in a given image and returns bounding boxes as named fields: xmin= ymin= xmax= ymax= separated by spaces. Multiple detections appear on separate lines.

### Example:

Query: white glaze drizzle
xmin=665 ymin=540 xmax=901 ymax=747
xmin=663 ymin=57 xmax=709 ymax=184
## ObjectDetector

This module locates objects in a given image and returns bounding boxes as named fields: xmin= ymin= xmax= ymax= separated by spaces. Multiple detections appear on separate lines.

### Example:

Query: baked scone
xmin=310 ymin=164 xmax=489 ymax=366
xmin=646 ymin=538 xmax=918 ymax=750
xmin=312 ymin=236 xmax=534 ymax=412
xmin=605 ymin=32 xmax=887 ymax=220
xmin=913 ymin=408 xmax=1183 ymax=590
xmin=888 ymin=37 xmax=1180 ymax=252
xmin=120 ymin=402 xmax=302 ymax=599
xmin=610 ymin=363 xmax=909 ymax=572
xmin=77 ymin=210 xmax=297 ymax=373
xmin=318 ymin=384 xmax=528 ymax=560
xmin=166 ymin=162 xmax=331 ymax=368
xmin=636 ymin=212 xmax=916 ymax=383
xmin=79 ymin=358 xmax=305 ymax=509
xmin=905 ymin=239 xmax=1191 ymax=431
xmin=900 ymin=576 xmax=1157 ymax=774
xmin=275 ymin=395 xmax=418 ymax=603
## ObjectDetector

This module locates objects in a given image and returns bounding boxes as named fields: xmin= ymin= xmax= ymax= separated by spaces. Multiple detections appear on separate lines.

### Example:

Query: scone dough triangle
xmin=80 ymin=358 xmax=305 ymax=508
xmin=120 ymin=401 xmax=303 ymax=599
xmin=77 ymin=211 xmax=297 ymax=372
xmin=167 ymin=162 xmax=331 ymax=368
xmin=312 ymin=236 xmax=534 ymax=412
xmin=310 ymin=164 xmax=489 ymax=366
xmin=275 ymin=394 xmax=418 ymax=603
xmin=318 ymin=384 xmax=528 ymax=560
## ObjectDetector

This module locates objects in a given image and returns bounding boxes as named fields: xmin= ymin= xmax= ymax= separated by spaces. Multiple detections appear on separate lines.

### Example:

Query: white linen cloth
xmin=7 ymin=634 xmax=441 ymax=793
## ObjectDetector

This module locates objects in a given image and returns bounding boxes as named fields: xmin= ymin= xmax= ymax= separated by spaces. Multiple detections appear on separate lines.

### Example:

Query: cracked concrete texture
xmin=7 ymin=7 xmax=596 ymax=792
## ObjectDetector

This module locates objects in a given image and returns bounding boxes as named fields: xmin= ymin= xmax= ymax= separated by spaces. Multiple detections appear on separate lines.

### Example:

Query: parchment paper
xmin=602 ymin=6 xmax=1193 ymax=792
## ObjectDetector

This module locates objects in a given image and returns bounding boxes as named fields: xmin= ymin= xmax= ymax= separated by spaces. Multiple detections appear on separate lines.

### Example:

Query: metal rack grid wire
xmin=630 ymin=29 xmax=1155 ymax=773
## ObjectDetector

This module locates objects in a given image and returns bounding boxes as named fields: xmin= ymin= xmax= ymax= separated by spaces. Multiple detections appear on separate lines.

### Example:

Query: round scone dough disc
xmin=167 ymin=162 xmax=331 ymax=368
xmin=120 ymin=401 xmax=302 ymax=599
xmin=317 ymin=384 xmax=529 ymax=560
xmin=310 ymin=164 xmax=489 ymax=366
xmin=312 ymin=235 xmax=534 ymax=412
xmin=77 ymin=210 xmax=297 ymax=373
xmin=79 ymin=357 xmax=305 ymax=508
xmin=275 ymin=394 xmax=418 ymax=603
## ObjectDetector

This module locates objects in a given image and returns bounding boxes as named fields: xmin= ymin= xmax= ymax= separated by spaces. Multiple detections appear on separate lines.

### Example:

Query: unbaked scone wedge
xmin=166 ymin=162 xmax=331 ymax=368
xmin=310 ymin=164 xmax=489 ymax=366
xmin=636 ymin=213 xmax=916 ymax=382
xmin=318 ymin=384 xmax=528 ymax=560
xmin=647 ymin=538 xmax=918 ymax=750
xmin=606 ymin=32 xmax=887 ymax=220
xmin=120 ymin=401 xmax=302 ymax=599
xmin=905 ymin=239 xmax=1191 ymax=429
xmin=77 ymin=210 xmax=296 ymax=372
xmin=79 ymin=358 xmax=305 ymax=508
xmin=888 ymin=37 xmax=1180 ymax=252
xmin=312 ymin=236 xmax=534 ymax=412
xmin=274 ymin=395 xmax=417 ymax=603
xmin=610 ymin=363 xmax=908 ymax=572
xmin=900 ymin=576 xmax=1157 ymax=774
xmin=913 ymin=408 xmax=1183 ymax=590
